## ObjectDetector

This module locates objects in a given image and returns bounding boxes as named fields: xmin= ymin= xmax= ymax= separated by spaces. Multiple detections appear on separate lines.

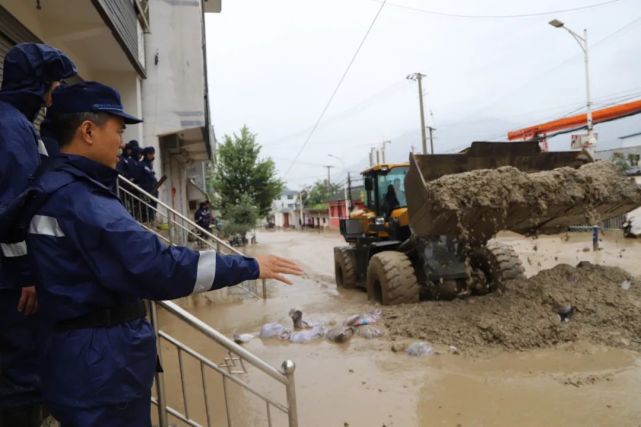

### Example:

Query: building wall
xmin=143 ymin=0 xmax=208 ymax=213
xmin=1 ymin=1 xmax=144 ymax=146
xmin=622 ymin=134 xmax=641 ymax=148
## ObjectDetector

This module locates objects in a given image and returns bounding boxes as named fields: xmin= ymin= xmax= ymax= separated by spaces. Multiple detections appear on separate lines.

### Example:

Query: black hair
xmin=49 ymin=112 xmax=111 ymax=147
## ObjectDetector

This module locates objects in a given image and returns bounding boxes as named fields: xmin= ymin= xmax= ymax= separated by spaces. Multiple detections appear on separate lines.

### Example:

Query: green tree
xmin=211 ymin=126 xmax=284 ymax=217
xmin=223 ymin=194 xmax=259 ymax=241
xmin=303 ymin=180 xmax=341 ymax=209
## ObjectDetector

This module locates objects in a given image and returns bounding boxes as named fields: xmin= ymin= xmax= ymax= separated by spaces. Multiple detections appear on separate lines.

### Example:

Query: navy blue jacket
xmin=14 ymin=154 xmax=259 ymax=406
xmin=136 ymin=158 xmax=158 ymax=195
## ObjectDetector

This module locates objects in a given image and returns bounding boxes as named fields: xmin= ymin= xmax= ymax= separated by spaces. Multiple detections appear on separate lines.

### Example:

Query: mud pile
xmin=409 ymin=161 xmax=641 ymax=242
xmin=384 ymin=263 xmax=641 ymax=353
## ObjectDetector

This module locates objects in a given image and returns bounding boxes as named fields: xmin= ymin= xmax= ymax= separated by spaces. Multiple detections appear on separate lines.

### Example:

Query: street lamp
xmin=328 ymin=154 xmax=350 ymax=220
xmin=549 ymin=19 xmax=596 ymax=150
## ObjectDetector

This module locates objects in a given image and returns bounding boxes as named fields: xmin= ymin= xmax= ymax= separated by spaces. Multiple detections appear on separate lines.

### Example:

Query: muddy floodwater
xmin=160 ymin=230 xmax=641 ymax=427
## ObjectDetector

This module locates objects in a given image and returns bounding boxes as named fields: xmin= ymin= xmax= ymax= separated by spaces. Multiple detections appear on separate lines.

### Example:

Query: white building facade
xmin=0 ymin=0 xmax=220 ymax=217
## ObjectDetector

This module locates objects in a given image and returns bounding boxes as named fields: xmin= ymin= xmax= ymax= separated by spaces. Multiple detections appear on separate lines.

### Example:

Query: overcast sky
xmin=205 ymin=0 xmax=641 ymax=188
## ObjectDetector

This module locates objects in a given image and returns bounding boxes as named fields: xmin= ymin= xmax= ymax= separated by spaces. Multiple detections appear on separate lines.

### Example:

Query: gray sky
xmin=205 ymin=0 xmax=641 ymax=188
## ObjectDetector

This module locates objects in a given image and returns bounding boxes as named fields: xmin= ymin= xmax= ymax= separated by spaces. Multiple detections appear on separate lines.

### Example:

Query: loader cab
xmin=364 ymin=164 xmax=409 ymax=217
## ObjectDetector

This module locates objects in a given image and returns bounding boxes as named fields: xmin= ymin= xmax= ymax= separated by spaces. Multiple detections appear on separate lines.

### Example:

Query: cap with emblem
xmin=49 ymin=81 xmax=142 ymax=124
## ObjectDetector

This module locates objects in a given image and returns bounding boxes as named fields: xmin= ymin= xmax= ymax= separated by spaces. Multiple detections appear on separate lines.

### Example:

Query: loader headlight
xmin=375 ymin=217 xmax=385 ymax=226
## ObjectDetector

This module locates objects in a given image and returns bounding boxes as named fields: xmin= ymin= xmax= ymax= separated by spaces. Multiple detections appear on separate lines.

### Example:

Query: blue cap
xmin=142 ymin=146 xmax=155 ymax=155
xmin=49 ymin=81 xmax=142 ymax=124
xmin=1 ymin=43 xmax=77 ymax=91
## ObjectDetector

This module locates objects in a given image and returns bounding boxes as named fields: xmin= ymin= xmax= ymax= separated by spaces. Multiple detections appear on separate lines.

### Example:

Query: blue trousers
xmin=50 ymin=396 xmax=151 ymax=427
xmin=0 ymin=289 xmax=42 ymax=409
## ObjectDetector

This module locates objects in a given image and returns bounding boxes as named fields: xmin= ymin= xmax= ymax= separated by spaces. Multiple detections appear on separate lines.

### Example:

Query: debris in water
xmin=621 ymin=280 xmax=631 ymax=290
xmin=405 ymin=341 xmax=433 ymax=357
xmin=289 ymin=325 xmax=325 ymax=343
xmin=233 ymin=333 xmax=254 ymax=344
xmin=356 ymin=325 xmax=384 ymax=339
xmin=448 ymin=345 xmax=461 ymax=355
xmin=259 ymin=322 xmax=289 ymax=339
xmin=557 ymin=304 xmax=574 ymax=322
xmin=289 ymin=308 xmax=310 ymax=330
xmin=582 ymin=247 xmax=590 ymax=252
xmin=327 ymin=326 xmax=354 ymax=343
xmin=345 ymin=309 xmax=382 ymax=327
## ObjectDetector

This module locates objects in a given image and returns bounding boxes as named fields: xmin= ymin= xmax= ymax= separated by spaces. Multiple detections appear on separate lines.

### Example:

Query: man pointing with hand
xmin=8 ymin=81 xmax=303 ymax=426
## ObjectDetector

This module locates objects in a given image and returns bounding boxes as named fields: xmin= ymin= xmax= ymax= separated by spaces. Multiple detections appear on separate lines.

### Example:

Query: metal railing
xmin=116 ymin=175 xmax=266 ymax=298
xmin=116 ymin=176 xmax=297 ymax=426
xmin=149 ymin=300 xmax=298 ymax=427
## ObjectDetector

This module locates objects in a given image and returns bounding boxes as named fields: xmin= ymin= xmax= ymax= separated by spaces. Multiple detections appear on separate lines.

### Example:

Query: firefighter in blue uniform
xmin=137 ymin=146 xmax=158 ymax=222
xmin=0 ymin=43 xmax=76 ymax=426
xmin=12 ymin=81 xmax=302 ymax=426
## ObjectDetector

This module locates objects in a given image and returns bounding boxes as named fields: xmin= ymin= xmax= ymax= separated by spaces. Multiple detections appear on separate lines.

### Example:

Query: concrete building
xmin=328 ymin=186 xmax=366 ymax=230
xmin=270 ymin=188 xmax=299 ymax=228
xmin=620 ymin=132 xmax=641 ymax=148
xmin=0 ymin=0 xmax=220 ymax=217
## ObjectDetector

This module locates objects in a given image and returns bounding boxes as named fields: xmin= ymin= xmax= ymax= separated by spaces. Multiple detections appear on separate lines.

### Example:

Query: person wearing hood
xmin=0 ymin=43 xmax=76 ymax=426
xmin=137 ymin=146 xmax=158 ymax=222
xmin=4 ymin=81 xmax=303 ymax=426
xmin=116 ymin=139 xmax=139 ymax=176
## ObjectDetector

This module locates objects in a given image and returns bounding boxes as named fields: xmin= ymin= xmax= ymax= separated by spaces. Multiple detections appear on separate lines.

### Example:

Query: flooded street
xmin=164 ymin=230 xmax=641 ymax=426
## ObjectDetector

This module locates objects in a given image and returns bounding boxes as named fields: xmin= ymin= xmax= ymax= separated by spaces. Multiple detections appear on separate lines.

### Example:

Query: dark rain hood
xmin=0 ymin=43 xmax=76 ymax=121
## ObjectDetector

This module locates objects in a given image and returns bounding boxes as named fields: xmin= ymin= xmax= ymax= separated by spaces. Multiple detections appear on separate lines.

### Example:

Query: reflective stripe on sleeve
xmin=38 ymin=139 xmax=49 ymax=156
xmin=1 ymin=241 xmax=27 ymax=257
xmin=193 ymin=250 xmax=216 ymax=293
xmin=28 ymin=215 xmax=65 ymax=237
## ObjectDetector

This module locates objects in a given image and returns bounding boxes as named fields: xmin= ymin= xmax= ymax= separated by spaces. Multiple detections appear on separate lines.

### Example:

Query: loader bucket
xmin=404 ymin=140 xmax=631 ymax=242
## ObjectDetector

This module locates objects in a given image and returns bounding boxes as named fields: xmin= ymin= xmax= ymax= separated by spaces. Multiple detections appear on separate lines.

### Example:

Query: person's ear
xmin=79 ymin=121 xmax=94 ymax=145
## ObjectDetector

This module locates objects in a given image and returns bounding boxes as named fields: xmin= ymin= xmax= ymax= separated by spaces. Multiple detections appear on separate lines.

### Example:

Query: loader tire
xmin=334 ymin=247 xmax=357 ymax=289
xmin=366 ymin=251 xmax=420 ymax=306
xmin=469 ymin=241 xmax=525 ymax=292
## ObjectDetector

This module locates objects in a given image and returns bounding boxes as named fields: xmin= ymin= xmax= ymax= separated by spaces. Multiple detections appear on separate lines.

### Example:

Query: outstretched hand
xmin=255 ymin=255 xmax=304 ymax=285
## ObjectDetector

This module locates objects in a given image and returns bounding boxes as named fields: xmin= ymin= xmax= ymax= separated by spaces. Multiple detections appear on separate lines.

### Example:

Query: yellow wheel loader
xmin=334 ymin=140 xmax=638 ymax=305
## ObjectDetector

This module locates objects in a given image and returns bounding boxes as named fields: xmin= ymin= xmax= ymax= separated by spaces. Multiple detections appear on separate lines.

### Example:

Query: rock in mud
xmin=326 ymin=326 xmax=355 ymax=343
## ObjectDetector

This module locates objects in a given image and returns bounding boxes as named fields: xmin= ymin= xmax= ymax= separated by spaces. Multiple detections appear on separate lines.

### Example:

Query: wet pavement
xmin=165 ymin=229 xmax=641 ymax=427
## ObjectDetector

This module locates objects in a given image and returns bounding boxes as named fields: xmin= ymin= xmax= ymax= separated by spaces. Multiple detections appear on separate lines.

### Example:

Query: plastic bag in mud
xmin=344 ymin=309 xmax=381 ymax=327
xmin=259 ymin=322 xmax=290 ymax=339
xmin=405 ymin=341 xmax=433 ymax=357
xmin=356 ymin=325 xmax=384 ymax=339
xmin=289 ymin=325 xmax=325 ymax=343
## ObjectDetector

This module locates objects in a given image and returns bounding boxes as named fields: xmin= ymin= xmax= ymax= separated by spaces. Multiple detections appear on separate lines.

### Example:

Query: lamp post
xmin=328 ymin=154 xmax=350 ymax=220
xmin=549 ymin=19 xmax=595 ymax=150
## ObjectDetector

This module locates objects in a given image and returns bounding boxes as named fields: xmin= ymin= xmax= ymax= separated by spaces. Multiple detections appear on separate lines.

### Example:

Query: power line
xmin=283 ymin=0 xmax=388 ymax=178
xmin=383 ymin=0 xmax=623 ymax=19
xmin=454 ymin=14 xmax=641 ymax=124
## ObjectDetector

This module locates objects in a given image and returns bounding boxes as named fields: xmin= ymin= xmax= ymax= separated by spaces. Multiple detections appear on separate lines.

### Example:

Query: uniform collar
xmin=58 ymin=154 xmax=118 ymax=189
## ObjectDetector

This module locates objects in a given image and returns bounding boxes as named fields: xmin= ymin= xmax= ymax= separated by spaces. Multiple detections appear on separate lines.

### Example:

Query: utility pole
xmin=407 ymin=72 xmax=428 ymax=154
xmin=324 ymin=165 xmax=334 ymax=186
xmin=381 ymin=140 xmax=391 ymax=163
xmin=427 ymin=126 xmax=435 ymax=154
